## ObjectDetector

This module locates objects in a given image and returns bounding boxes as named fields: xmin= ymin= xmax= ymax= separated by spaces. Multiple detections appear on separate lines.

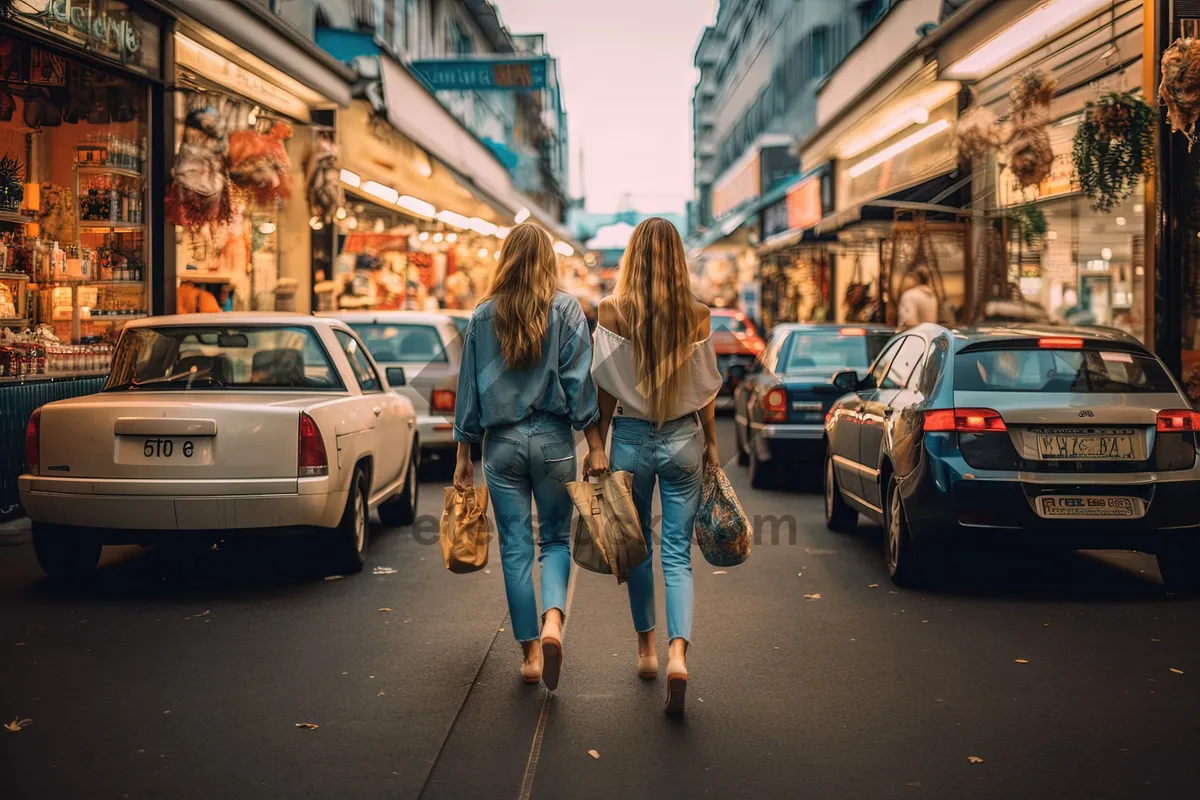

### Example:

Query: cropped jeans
xmin=484 ymin=413 xmax=576 ymax=643
xmin=609 ymin=414 xmax=703 ymax=643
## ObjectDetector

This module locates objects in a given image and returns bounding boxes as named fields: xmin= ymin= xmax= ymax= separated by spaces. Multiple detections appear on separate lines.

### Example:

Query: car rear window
xmin=711 ymin=315 xmax=746 ymax=334
xmin=954 ymin=348 xmax=1176 ymax=393
xmin=783 ymin=330 xmax=892 ymax=373
xmin=350 ymin=324 xmax=448 ymax=364
xmin=104 ymin=326 xmax=342 ymax=391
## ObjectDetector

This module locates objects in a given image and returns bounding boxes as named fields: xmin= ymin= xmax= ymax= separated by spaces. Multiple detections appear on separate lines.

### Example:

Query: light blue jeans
xmin=609 ymin=414 xmax=703 ymax=643
xmin=484 ymin=413 xmax=575 ymax=643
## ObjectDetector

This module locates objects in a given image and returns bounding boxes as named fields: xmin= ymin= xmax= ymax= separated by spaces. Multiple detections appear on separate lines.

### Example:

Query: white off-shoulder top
xmin=591 ymin=325 xmax=723 ymax=422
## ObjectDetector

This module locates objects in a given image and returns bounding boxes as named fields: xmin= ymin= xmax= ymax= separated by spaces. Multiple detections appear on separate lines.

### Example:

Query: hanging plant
xmin=955 ymin=105 xmax=1002 ymax=161
xmin=1160 ymin=37 xmax=1200 ymax=149
xmin=1010 ymin=69 xmax=1056 ymax=122
xmin=1007 ymin=204 xmax=1047 ymax=248
xmin=1006 ymin=70 xmax=1056 ymax=189
xmin=306 ymin=135 xmax=344 ymax=223
xmin=1071 ymin=91 xmax=1155 ymax=213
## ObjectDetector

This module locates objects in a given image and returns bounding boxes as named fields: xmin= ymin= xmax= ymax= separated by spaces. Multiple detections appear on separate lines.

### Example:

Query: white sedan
xmin=19 ymin=313 xmax=419 ymax=580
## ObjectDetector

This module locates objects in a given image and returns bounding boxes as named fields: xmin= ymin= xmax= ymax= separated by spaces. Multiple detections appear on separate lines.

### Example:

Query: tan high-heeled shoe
xmin=637 ymin=653 xmax=659 ymax=680
xmin=665 ymin=655 xmax=688 ymax=715
xmin=541 ymin=634 xmax=563 ymax=691
xmin=521 ymin=658 xmax=542 ymax=685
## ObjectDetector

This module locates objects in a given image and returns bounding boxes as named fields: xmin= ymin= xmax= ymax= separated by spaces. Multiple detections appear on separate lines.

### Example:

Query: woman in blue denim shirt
xmin=593 ymin=218 xmax=723 ymax=715
xmin=453 ymin=223 xmax=608 ymax=691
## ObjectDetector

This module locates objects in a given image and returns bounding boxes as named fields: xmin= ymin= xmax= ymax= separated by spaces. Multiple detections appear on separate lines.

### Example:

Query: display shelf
xmin=177 ymin=273 xmax=233 ymax=284
xmin=0 ymin=369 xmax=107 ymax=385
xmin=76 ymin=166 xmax=143 ymax=180
xmin=84 ymin=312 xmax=147 ymax=320
xmin=0 ymin=318 xmax=30 ymax=327
xmin=79 ymin=221 xmax=145 ymax=231
xmin=0 ymin=211 xmax=30 ymax=225
xmin=0 ymin=272 xmax=29 ymax=281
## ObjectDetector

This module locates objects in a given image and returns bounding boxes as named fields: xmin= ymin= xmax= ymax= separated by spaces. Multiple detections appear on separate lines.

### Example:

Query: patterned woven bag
xmin=694 ymin=464 xmax=752 ymax=567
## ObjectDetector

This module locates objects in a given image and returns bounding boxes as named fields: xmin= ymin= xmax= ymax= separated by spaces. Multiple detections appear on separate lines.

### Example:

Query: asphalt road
xmin=2 ymin=418 xmax=1198 ymax=799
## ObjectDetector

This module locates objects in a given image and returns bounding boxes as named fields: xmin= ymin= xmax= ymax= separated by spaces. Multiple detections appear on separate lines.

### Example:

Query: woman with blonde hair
xmin=593 ymin=217 xmax=722 ymax=715
xmin=454 ymin=222 xmax=608 ymax=690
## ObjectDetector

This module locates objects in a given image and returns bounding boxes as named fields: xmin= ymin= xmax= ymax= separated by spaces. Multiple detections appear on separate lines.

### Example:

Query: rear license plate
xmin=1034 ymin=429 xmax=1136 ymax=460
xmin=1035 ymin=495 xmax=1144 ymax=519
xmin=116 ymin=437 xmax=214 ymax=466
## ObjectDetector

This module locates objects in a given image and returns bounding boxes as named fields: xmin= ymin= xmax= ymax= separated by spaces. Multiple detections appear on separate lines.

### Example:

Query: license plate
xmin=1034 ymin=430 xmax=1136 ymax=460
xmin=1035 ymin=495 xmax=1144 ymax=519
xmin=116 ymin=437 xmax=213 ymax=465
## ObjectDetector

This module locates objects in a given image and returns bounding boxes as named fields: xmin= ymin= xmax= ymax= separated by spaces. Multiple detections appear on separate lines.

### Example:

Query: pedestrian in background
xmin=593 ymin=217 xmax=723 ymax=715
xmin=897 ymin=266 xmax=939 ymax=329
xmin=453 ymin=223 xmax=609 ymax=691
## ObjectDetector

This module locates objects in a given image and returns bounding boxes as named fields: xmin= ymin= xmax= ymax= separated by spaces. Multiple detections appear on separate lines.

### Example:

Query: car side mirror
xmin=832 ymin=370 xmax=860 ymax=393
xmin=386 ymin=367 xmax=406 ymax=387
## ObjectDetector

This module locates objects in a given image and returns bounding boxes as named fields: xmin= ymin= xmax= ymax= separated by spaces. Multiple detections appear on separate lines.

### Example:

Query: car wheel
xmin=735 ymin=423 xmax=750 ymax=467
xmin=885 ymin=474 xmax=931 ymax=588
xmin=1157 ymin=543 xmax=1200 ymax=594
xmin=824 ymin=454 xmax=858 ymax=533
xmin=333 ymin=466 xmax=370 ymax=574
xmin=32 ymin=523 xmax=102 ymax=582
xmin=748 ymin=443 xmax=775 ymax=490
xmin=379 ymin=445 xmax=420 ymax=527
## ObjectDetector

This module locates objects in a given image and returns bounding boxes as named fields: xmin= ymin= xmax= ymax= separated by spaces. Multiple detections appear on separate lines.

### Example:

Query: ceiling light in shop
xmin=515 ymin=207 xmax=531 ymax=224
xmin=496 ymin=227 xmax=511 ymax=240
xmin=1046 ymin=231 xmax=1058 ymax=240
xmin=419 ymin=232 xmax=429 ymax=241
xmin=258 ymin=221 xmax=277 ymax=235
xmin=340 ymin=170 xmax=362 ymax=188
xmin=309 ymin=216 xmax=325 ymax=231
xmin=1134 ymin=204 xmax=1145 ymax=214
xmin=433 ymin=233 xmax=444 ymax=243
xmin=374 ymin=219 xmax=386 ymax=233
xmin=346 ymin=217 xmax=359 ymax=230
xmin=446 ymin=233 xmax=458 ymax=243
xmin=944 ymin=0 xmax=1110 ymax=80
xmin=335 ymin=207 xmax=347 ymax=220
xmin=398 ymin=195 xmax=436 ymax=218
xmin=1116 ymin=217 xmax=1126 ymax=226
xmin=437 ymin=210 xmax=470 ymax=229
xmin=841 ymin=107 xmax=930 ymax=160
xmin=469 ymin=217 xmax=498 ymax=236
xmin=847 ymin=120 xmax=950 ymax=179
xmin=363 ymin=181 xmax=399 ymax=205
xmin=1101 ymin=248 xmax=1113 ymax=261
xmin=478 ymin=247 xmax=490 ymax=259
xmin=553 ymin=242 xmax=575 ymax=257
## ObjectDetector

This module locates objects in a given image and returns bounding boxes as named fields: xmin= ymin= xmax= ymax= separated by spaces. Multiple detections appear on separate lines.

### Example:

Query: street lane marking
xmin=518 ymin=570 xmax=578 ymax=800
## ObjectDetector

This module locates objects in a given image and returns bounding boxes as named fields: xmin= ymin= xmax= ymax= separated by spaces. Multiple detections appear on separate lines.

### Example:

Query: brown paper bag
xmin=566 ymin=471 xmax=647 ymax=584
xmin=440 ymin=486 xmax=490 ymax=574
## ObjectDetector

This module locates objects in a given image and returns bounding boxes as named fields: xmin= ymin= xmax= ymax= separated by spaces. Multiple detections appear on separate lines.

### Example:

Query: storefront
xmin=0 ymin=0 xmax=164 ymax=514
xmin=756 ymin=170 xmax=835 ymax=328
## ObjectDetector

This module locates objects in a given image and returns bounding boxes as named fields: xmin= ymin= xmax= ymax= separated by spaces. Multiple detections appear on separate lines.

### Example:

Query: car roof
xmin=125 ymin=313 xmax=348 ymax=329
xmin=949 ymin=323 xmax=1148 ymax=350
xmin=771 ymin=322 xmax=895 ymax=334
xmin=323 ymin=310 xmax=457 ymax=326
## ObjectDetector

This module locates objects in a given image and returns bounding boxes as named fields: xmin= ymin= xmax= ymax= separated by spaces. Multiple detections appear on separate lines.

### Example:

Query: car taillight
xmin=24 ymin=408 xmax=40 ymax=475
xmin=432 ymin=389 xmax=456 ymax=414
xmin=763 ymin=387 xmax=787 ymax=423
xmin=1157 ymin=409 xmax=1200 ymax=432
xmin=924 ymin=408 xmax=1008 ymax=433
xmin=1038 ymin=337 xmax=1084 ymax=349
xmin=298 ymin=412 xmax=328 ymax=477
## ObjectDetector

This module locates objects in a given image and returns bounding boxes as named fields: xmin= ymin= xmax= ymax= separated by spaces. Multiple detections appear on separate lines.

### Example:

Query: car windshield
xmin=711 ymin=315 xmax=747 ymax=334
xmin=104 ymin=326 xmax=343 ymax=391
xmin=350 ymin=324 xmax=448 ymax=364
xmin=450 ymin=316 xmax=469 ymax=336
xmin=783 ymin=330 xmax=892 ymax=372
xmin=954 ymin=348 xmax=1176 ymax=393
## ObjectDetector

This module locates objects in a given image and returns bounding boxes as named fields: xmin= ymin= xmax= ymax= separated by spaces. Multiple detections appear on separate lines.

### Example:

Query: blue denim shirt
xmin=453 ymin=291 xmax=600 ymax=443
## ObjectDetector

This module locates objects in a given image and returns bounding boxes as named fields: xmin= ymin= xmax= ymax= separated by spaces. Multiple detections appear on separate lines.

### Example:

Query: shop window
xmin=0 ymin=38 xmax=150 ymax=380
xmin=811 ymin=27 xmax=829 ymax=79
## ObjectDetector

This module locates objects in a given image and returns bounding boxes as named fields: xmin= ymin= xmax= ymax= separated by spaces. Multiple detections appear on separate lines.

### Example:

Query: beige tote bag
xmin=566 ymin=471 xmax=647 ymax=584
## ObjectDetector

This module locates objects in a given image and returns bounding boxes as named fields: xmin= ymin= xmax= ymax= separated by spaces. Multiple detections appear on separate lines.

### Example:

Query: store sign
xmin=14 ymin=0 xmax=143 ymax=62
xmin=410 ymin=58 xmax=550 ymax=91
xmin=175 ymin=34 xmax=310 ymax=123
xmin=787 ymin=177 xmax=822 ymax=232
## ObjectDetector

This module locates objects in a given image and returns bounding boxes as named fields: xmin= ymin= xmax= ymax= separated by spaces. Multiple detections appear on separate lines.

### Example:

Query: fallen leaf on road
xmin=484 ymin=569 xmax=491 ymax=574
xmin=295 ymin=723 xmax=319 ymax=730
xmin=712 ymin=570 xmax=727 ymax=575
xmin=1151 ymin=638 xmax=1161 ymax=643
xmin=378 ymin=608 xmax=392 ymax=613
xmin=369 ymin=675 xmax=375 ymax=679
xmin=868 ymin=584 xmax=879 ymax=589
xmin=373 ymin=567 xmax=397 ymax=575
xmin=803 ymin=593 xmax=822 ymax=600
xmin=1015 ymin=659 xmax=1029 ymax=664
xmin=14 ymin=642 xmax=24 ymax=646
xmin=499 ymin=628 xmax=505 ymax=632
xmin=377 ymin=691 xmax=385 ymax=697
xmin=588 ymin=749 xmax=600 ymax=759
xmin=888 ymin=590 xmax=899 ymax=595
xmin=194 ymin=610 xmax=210 ymax=618
xmin=922 ymin=620 xmax=929 ymax=623
xmin=1170 ymin=668 xmax=1184 ymax=675
xmin=909 ymin=782 xmax=923 ymax=788
xmin=3 ymin=718 xmax=32 ymax=732
xmin=325 ymin=575 xmax=344 ymax=581
xmin=967 ymin=756 xmax=984 ymax=764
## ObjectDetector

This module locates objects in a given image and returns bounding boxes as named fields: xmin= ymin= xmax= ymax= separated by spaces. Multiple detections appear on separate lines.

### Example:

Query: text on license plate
xmin=116 ymin=437 xmax=214 ymax=465
xmin=1035 ymin=432 xmax=1135 ymax=460
xmin=1035 ymin=495 xmax=1142 ymax=519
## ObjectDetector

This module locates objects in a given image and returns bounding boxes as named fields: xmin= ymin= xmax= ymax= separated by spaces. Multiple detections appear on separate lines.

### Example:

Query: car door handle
xmin=372 ymin=407 xmax=382 ymax=417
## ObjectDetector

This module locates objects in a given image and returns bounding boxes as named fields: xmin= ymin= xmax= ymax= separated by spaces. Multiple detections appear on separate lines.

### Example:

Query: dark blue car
xmin=732 ymin=323 xmax=894 ymax=489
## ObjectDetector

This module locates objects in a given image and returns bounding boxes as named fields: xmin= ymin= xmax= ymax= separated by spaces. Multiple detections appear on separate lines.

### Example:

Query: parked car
xmin=331 ymin=311 xmax=462 ymax=475
xmin=710 ymin=308 xmax=766 ymax=409
xmin=823 ymin=323 xmax=1200 ymax=591
xmin=733 ymin=324 xmax=893 ymax=488
xmin=443 ymin=308 xmax=472 ymax=337
xmin=19 ymin=314 xmax=419 ymax=580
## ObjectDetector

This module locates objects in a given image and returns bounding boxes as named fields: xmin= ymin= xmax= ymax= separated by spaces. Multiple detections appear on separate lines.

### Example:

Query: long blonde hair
xmin=485 ymin=222 xmax=559 ymax=369
xmin=614 ymin=217 xmax=701 ymax=425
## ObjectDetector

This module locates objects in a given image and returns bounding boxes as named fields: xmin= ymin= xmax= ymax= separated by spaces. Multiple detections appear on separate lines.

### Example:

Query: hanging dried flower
xmin=1008 ymin=120 xmax=1054 ymax=189
xmin=1072 ymin=91 xmax=1155 ymax=212
xmin=1010 ymin=70 xmax=1057 ymax=122
xmin=1160 ymin=37 xmax=1200 ymax=149
xmin=306 ymin=136 xmax=344 ymax=223
xmin=955 ymin=105 xmax=1002 ymax=161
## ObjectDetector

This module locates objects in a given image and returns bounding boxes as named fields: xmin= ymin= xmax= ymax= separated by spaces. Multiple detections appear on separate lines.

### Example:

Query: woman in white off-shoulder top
xmin=593 ymin=217 xmax=722 ymax=716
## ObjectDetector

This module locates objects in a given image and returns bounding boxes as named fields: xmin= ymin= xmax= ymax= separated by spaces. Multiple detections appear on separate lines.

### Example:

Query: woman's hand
xmin=703 ymin=441 xmax=720 ymax=469
xmin=453 ymin=450 xmax=474 ymax=491
xmin=584 ymin=446 xmax=610 ymax=478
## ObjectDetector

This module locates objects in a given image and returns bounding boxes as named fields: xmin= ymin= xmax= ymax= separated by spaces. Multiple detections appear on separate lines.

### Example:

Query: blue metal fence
xmin=0 ymin=376 xmax=107 ymax=515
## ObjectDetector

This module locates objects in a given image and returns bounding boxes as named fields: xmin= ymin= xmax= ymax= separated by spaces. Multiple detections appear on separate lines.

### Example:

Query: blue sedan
xmin=732 ymin=324 xmax=893 ymax=489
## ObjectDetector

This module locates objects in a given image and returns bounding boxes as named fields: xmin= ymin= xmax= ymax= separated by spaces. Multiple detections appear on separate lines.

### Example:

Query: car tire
xmin=379 ymin=446 xmax=420 ymax=527
xmin=332 ymin=466 xmax=370 ymax=574
xmin=885 ymin=473 xmax=930 ymax=588
xmin=824 ymin=454 xmax=858 ymax=533
xmin=735 ymin=424 xmax=750 ymax=467
xmin=32 ymin=523 xmax=102 ymax=582
xmin=1157 ymin=543 xmax=1200 ymax=594
xmin=748 ymin=443 xmax=775 ymax=490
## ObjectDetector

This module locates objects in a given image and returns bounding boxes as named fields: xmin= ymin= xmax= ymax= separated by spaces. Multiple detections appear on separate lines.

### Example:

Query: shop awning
xmin=814 ymin=198 xmax=978 ymax=237
xmin=687 ymin=172 xmax=813 ymax=259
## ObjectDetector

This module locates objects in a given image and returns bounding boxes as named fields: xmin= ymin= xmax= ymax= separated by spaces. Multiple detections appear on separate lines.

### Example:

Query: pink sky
xmin=495 ymin=0 xmax=718 ymax=215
